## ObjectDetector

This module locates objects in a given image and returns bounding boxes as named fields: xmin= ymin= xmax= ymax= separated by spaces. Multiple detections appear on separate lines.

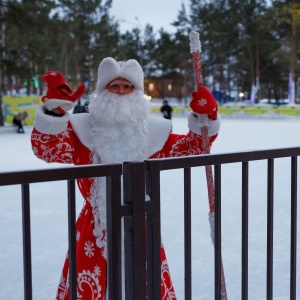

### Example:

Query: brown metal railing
xmin=0 ymin=147 xmax=299 ymax=299
xmin=0 ymin=164 xmax=123 ymax=300
xmin=144 ymin=147 xmax=299 ymax=300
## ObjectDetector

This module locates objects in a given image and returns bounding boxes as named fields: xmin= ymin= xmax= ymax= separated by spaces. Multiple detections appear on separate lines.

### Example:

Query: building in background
xmin=144 ymin=72 xmax=189 ymax=104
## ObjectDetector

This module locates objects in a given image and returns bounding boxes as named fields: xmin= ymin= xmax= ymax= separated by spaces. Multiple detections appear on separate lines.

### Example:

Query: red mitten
xmin=42 ymin=71 xmax=86 ymax=114
xmin=189 ymin=86 xmax=218 ymax=120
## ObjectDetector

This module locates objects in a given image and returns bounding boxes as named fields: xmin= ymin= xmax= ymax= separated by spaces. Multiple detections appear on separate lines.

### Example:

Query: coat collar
xmin=70 ymin=113 xmax=171 ymax=158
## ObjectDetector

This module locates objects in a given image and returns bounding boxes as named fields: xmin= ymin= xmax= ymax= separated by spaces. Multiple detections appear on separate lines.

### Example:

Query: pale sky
xmin=110 ymin=0 xmax=189 ymax=33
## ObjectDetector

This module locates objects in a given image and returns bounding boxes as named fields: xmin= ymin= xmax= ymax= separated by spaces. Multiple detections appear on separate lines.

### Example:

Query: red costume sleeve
xmin=31 ymin=123 xmax=76 ymax=164
xmin=151 ymin=131 xmax=218 ymax=159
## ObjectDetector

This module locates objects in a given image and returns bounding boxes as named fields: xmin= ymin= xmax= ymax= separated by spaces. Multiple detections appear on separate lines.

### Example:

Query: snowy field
xmin=0 ymin=113 xmax=300 ymax=300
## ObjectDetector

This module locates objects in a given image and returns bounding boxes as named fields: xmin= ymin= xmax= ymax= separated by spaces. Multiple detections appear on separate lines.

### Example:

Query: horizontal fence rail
xmin=0 ymin=164 xmax=123 ymax=186
xmin=0 ymin=147 xmax=299 ymax=299
xmin=145 ymin=147 xmax=300 ymax=170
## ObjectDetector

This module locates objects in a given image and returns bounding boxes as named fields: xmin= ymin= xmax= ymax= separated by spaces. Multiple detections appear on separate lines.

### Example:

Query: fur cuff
xmin=147 ymin=116 xmax=172 ymax=157
xmin=188 ymin=111 xmax=221 ymax=136
xmin=44 ymin=98 xmax=75 ymax=112
xmin=34 ymin=105 xmax=70 ymax=134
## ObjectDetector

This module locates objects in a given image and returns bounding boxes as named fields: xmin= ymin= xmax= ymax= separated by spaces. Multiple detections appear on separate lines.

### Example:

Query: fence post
xmin=266 ymin=159 xmax=274 ymax=300
xmin=123 ymin=161 xmax=147 ymax=300
xmin=21 ymin=183 xmax=33 ymax=300
xmin=106 ymin=168 xmax=122 ymax=300
xmin=145 ymin=160 xmax=161 ymax=300
xmin=67 ymin=179 xmax=77 ymax=300
xmin=290 ymin=156 xmax=297 ymax=300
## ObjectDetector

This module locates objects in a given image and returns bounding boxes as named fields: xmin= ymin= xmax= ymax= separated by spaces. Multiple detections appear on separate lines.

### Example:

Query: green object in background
xmin=3 ymin=96 xmax=42 ymax=125
xmin=244 ymin=106 xmax=270 ymax=114
xmin=218 ymin=106 xmax=241 ymax=114
xmin=277 ymin=106 xmax=300 ymax=115
xmin=151 ymin=103 xmax=300 ymax=116
xmin=4 ymin=98 xmax=299 ymax=125
xmin=33 ymin=77 xmax=39 ymax=88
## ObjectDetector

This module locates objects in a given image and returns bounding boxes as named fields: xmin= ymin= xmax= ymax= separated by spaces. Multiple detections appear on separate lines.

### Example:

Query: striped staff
xmin=189 ymin=30 xmax=228 ymax=300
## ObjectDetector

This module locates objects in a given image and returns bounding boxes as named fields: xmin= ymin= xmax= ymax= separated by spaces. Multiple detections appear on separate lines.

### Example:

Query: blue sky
xmin=110 ymin=0 xmax=189 ymax=33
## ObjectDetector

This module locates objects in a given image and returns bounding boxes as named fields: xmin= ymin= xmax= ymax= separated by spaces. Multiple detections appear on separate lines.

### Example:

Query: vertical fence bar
xmin=290 ymin=156 xmax=297 ymax=300
xmin=184 ymin=167 xmax=192 ymax=300
xmin=145 ymin=167 xmax=153 ymax=300
xmin=106 ymin=170 xmax=122 ymax=300
xmin=145 ymin=161 xmax=161 ymax=300
xmin=124 ymin=165 xmax=133 ymax=300
xmin=266 ymin=159 xmax=274 ymax=300
xmin=123 ymin=162 xmax=146 ymax=300
xmin=241 ymin=162 xmax=249 ymax=300
xmin=67 ymin=179 xmax=77 ymax=300
xmin=21 ymin=183 xmax=32 ymax=300
xmin=214 ymin=164 xmax=222 ymax=300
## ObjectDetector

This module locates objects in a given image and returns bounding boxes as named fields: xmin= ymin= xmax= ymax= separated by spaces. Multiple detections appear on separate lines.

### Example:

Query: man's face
xmin=106 ymin=78 xmax=134 ymax=95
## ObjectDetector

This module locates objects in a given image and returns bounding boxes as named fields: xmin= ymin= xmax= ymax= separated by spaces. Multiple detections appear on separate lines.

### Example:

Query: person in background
xmin=73 ymin=98 xmax=89 ymax=113
xmin=31 ymin=57 xmax=220 ymax=300
xmin=13 ymin=111 xmax=28 ymax=133
xmin=160 ymin=99 xmax=173 ymax=120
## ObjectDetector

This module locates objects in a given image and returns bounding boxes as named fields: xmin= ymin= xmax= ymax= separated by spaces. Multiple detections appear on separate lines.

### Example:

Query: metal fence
xmin=144 ymin=147 xmax=299 ymax=300
xmin=0 ymin=164 xmax=123 ymax=300
xmin=0 ymin=147 xmax=299 ymax=300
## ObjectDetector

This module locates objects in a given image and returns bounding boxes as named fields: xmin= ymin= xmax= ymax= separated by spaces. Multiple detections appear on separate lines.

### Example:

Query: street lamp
xmin=239 ymin=92 xmax=244 ymax=101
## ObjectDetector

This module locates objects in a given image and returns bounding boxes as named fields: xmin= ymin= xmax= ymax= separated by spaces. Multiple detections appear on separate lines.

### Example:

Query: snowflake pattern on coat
xmin=31 ymin=121 xmax=217 ymax=300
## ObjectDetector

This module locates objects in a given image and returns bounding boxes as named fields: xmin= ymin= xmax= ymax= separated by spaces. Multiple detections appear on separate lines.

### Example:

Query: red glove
xmin=189 ymin=86 xmax=218 ymax=120
xmin=42 ymin=71 xmax=86 ymax=114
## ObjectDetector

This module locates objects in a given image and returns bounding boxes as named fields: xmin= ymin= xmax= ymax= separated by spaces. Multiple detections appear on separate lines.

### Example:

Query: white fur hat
xmin=96 ymin=57 xmax=144 ymax=93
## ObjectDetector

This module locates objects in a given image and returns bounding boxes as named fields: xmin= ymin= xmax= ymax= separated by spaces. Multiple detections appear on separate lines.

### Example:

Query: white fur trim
xmin=146 ymin=116 xmax=171 ymax=157
xmin=33 ymin=105 xmax=70 ymax=134
xmin=189 ymin=31 xmax=201 ymax=53
xmin=44 ymin=98 xmax=75 ymax=111
xmin=69 ymin=113 xmax=93 ymax=149
xmin=188 ymin=112 xmax=221 ymax=136
xmin=69 ymin=114 xmax=171 ymax=157
xmin=96 ymin=57 xmax=144 ymax=93
xmin=208 ymin=212 xmax=215 ymax=245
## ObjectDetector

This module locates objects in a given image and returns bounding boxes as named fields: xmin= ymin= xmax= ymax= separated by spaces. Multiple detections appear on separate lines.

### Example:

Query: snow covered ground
xmin=0 ymin=114 xmax=299 ymax=300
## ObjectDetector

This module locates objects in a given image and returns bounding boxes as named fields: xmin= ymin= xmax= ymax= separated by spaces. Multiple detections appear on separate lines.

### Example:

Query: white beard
xmin=88 ymin=89 xmax=151 ymax=253
xmin=89 ymin=89 xmax=150 ymax=164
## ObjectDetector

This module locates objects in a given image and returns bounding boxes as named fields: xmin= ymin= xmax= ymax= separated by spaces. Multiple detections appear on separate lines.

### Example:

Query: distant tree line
xmin=0 ymin=0 xmax=299 ymax=124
